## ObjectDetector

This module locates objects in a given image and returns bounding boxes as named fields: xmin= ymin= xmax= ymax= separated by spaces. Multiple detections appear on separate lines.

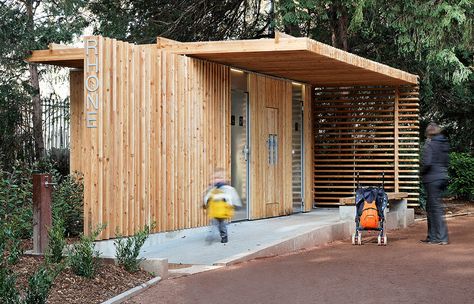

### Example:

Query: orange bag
xmin=360 ymin=201 xmax=380 ymax=229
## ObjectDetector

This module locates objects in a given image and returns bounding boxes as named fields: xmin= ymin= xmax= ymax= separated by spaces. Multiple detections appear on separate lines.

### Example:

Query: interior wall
xmin=78 ymin=36 xmax=230 ymax=239
xmin=312 ymin=85 xmax=419 ymax=206
xmin=248 ymin=74 xmax=293 ymax=218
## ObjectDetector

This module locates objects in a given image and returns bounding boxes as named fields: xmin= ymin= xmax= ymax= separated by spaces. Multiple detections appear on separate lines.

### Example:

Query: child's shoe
xmin=221 ymin=236 xmax=228 ymax=243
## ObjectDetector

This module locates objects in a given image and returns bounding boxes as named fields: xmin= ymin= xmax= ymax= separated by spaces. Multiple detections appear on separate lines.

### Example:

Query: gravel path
xmin=128 ymin=214 xmax=474 ymax=304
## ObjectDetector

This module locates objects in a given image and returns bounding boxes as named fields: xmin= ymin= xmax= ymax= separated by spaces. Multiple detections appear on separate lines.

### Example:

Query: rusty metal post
xmin=32 ymin=174 xmax=53 ymax=254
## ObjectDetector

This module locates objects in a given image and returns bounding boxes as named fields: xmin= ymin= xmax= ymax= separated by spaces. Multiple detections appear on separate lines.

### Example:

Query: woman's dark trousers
xmin=425 ymin=180 xmax=449 ymax=243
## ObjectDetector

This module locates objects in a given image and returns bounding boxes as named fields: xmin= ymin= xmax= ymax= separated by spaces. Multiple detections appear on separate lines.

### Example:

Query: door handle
xmin=243 ymin=145 xmax=249 ymax=161
xmin=267 ymin=134 xmax=278 ymax=165
xmin=268 ymin=135 xmax=273 ymax=164
xmin=274 ymin=135 xmax=278 ymax=164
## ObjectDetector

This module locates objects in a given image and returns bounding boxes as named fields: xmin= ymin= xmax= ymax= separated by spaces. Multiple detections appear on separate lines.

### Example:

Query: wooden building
xmin=28 ymin=33 xmax=419 ymax=240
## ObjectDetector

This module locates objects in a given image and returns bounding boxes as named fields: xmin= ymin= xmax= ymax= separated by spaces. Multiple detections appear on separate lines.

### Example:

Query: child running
xmin=203 ymin=168 xmax=242 ymax=243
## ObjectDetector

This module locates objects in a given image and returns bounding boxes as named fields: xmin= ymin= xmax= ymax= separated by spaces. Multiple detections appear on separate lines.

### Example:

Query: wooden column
xmin=32 ymin=174 xmax=53 ymax=254
xmin=394 ymin=86 xmax=400 ymax=192
xmin=303 ymin=84 xmax=314 ymax=211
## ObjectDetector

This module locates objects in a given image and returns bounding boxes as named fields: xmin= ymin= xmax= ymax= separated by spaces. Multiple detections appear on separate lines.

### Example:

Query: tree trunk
xmin=26 ymin=0 xmax=45 ymax=160
xmin=268 ymin=0 xmax=275 ymax=37
xmin=338 ymin=7 xmax=349 ymax=51
xmin=328 ymin=2 xmax=349 ymax=51
xmin=329 ymin=5 xmax=338 ymax=47
xmin=29 ymin=63 xmax=45 ymax=160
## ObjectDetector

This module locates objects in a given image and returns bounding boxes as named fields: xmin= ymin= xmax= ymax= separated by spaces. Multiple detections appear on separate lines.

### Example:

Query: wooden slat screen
xmin=397 ymin=86 xmax=420 ymax=206
xmin=312 ymin=85 xmax=419 ymax=206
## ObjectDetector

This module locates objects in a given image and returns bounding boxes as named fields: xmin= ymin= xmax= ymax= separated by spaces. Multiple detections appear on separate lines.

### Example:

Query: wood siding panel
xmin=303 ymin=85 xmax=313 ymax=211
xmin=70 ymin=70 xmax=83 ymax=175
xmin=78 ymin=36 xmax=230 ymax=239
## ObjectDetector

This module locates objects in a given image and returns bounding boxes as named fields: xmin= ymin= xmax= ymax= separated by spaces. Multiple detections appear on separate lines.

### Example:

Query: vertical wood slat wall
xmin=75 ymin=36 xmax=230 ymax=239
xmin=248 ymin=74 xmax=293 ymax=218
xmin=312 ymin=85 xmax=419 ymax=206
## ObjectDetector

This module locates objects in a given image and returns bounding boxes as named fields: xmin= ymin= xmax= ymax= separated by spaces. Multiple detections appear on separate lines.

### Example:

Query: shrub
xmin=115 ymin=223 xmax=154 ymax=273
xmin=45 ymin=219 xmax=66 ymax=264
xmin=0 ymin=222 xmax=23 ymax=266
xmin=0 ymin=267 xmax=20 ymax=304
xmin=0 ymin=165 xmax=33 ymax=239
xmin=23 ymin=267 xmax=56 ymax=304
xmin=52 ymin=172 xmax=84 ymax=237
xmin=68 ymin=225 xmax=104 ymax=278
xmin=448 ymin=152 xmax=474 ymax=200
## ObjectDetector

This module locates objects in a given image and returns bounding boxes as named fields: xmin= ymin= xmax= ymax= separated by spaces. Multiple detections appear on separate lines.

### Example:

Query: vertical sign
xmin=85 ymin=38 xmax=100 ymax=128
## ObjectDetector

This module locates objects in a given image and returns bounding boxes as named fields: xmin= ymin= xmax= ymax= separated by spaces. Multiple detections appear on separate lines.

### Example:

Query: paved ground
xmin=96 ymin=209 xmax=343 ymax=265
xmin=127 ymin=214 xmax=474 ymax=304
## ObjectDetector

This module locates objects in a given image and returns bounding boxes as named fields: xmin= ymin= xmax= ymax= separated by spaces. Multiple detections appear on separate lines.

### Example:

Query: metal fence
xmin=42 ymin=96 xmax=70 ymax=151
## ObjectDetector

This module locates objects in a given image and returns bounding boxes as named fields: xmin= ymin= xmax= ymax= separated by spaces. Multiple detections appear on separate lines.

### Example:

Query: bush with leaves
xmin=51 ymin=172 xmax=84 ymax=237
xmin=23 ymin=266 xmax=57 ymax=304
xmin=0 ymin=165 xmax=33 ymax=239
xmin=68 ymin=225 xmax=104 ymax=278
xmin=114 ymin=223 xmax=154 ymax=273
xmin=448 ymin=152 xmax=474 ymax=200
xmin=0 ymin=222 xmax=23 ymax=266
xmin=45 ymin=219 xmax=66 ymax=264
xmin=0 ymin=266 xmax=20 ymax=304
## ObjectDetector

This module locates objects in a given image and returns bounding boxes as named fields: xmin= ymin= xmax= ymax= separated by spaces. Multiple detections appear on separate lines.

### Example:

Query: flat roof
xmin=28 ymin=34 xmax=418 ymax=86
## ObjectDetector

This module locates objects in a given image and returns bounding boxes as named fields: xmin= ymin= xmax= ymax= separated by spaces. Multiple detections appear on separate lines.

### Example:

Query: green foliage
xmin=0 ymin=223 xmax=23 ymax=266
xmin=448 ymin=152 xmax=474 ymax=199
xmin=0 ymin=222 xmax=22 ymax=304
xmin=114 ymin=223 xmax=154 ymax=273
xmin=45 ymin=219 xmax=66 ymax=264
xmin=68 ymin=225 xmax=104 ymax=278
xmin=88 ymin=0 xmax=268 ymax=43
xmin=23 ymin=267 xmax=56 ymax=304
xmin=0 ymin=267 xmax=20 ymax=304
xmin=52 ymin=173 xmax=84 ymax=237
xmin=0 ymin=165 xmax=33 ymax=239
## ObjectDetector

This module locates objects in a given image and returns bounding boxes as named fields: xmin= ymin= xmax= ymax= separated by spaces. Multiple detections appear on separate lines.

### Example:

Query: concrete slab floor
xmin=96 ymin=208 xmax=343 ymax=266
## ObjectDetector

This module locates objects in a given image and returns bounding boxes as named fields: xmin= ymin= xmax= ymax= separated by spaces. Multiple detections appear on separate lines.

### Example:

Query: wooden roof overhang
xmin=27 ymin=34 xmax=418 ymax=86
xmin=27 ymin=44 xmax=83 ymax=69
xmin=160 ymin=34 xmax=418 ymax=86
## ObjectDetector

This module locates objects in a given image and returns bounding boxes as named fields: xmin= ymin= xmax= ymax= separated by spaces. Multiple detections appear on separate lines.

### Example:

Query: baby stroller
xmin=351 ymin=172 xmax=388 ymax=246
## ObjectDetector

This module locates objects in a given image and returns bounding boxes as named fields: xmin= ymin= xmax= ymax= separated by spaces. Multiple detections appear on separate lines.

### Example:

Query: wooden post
xmin=32 ymin=174 xmax=53 ymax=254
xmin=394 ymin=86 xmax=400 ymax=193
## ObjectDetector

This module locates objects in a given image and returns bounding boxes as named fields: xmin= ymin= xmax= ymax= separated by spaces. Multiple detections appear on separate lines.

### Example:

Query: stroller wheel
xmin=377 ymin=235 xmax=382 ymax=246
xmin=351 ymin=233 xmax=356 ymax=245
xmin=357 ymin=232 xmax=362 ymax=245
xmin=383 ymin=235 xmax=388 ymax=246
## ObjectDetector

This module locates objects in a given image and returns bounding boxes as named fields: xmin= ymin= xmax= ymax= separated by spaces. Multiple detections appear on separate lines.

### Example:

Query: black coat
xmin=421 ymin=134 xmax=449 ymax=183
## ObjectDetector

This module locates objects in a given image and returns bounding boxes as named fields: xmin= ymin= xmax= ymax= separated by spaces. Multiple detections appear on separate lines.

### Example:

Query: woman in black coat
xmin=421 ymin=123 xmax=449 ymax=245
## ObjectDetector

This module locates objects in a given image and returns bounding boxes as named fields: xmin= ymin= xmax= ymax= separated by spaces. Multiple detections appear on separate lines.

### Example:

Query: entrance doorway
xmin=231 ymin=70 xmax=249 ymax=221
xmin=292 ymin=84 xmax=304 ymax=213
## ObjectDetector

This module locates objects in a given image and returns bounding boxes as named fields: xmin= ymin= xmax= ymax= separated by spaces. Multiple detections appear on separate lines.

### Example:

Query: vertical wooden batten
xmin=78 ymin=37 xmax=231 ymax=239
xmin=303 ymin=84 xmax=314 ymax=211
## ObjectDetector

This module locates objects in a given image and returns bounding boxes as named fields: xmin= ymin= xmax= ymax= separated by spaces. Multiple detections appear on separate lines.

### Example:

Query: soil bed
xmin=10 ymin=254 xmax=154 ymax=304
xmin=414 ymin=197 xmax=473 ymax=219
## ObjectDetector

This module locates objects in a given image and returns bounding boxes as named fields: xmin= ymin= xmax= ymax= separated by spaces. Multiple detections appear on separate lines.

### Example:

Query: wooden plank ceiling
xmin=28 ymin=33 xmax=418 ymax=86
